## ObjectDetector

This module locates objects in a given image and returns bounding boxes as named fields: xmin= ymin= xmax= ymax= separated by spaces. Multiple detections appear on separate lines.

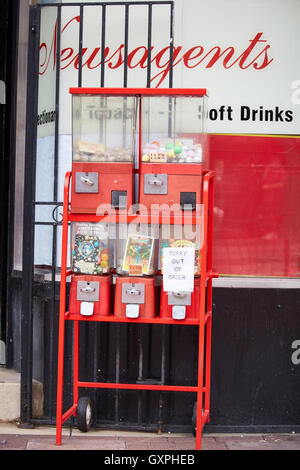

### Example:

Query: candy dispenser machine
xmin=159 ymin=223 xmax=202 ymax=277
xmin=70 ymin=222 xmax=113 ymax=275
xmin=70 ymin=90 xmax=137 ymax=213
xmin=159 ymin=222 xmax=203 ymax=320
xmin=69 ymin=222 xmax=113 ymax=317
xmin=114 ymin=222 xmax=159 ymax=319
xmin=139 ymin=90 xmax=208 ymax=213
xmin=56 ymin=88 xmax=217 ymax=451
xmin=115 ymin=222 xmax=159 ymax=276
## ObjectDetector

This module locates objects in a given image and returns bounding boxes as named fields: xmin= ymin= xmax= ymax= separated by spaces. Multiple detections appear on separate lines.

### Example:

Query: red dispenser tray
xmin=71 ymin=162 xmax=133 ymax=213
xmin=69 ymin=274 xmax=112 ymax=317
xmin=139 ymin=163 xmax=203 ymax=213
xmin=160 ymin=277 xmax=200 ymax=321
xmin=114 ymin=276 xmax=155 ymax=319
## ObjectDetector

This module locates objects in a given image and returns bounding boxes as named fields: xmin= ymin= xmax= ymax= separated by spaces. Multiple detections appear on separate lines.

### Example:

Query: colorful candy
xmin=173 ymin=144 xmax=182 ymax=154
xmin=142 ymin=154 xmax=150 ymax=162
xmin=141 ymin=139 xmax=202 ymax=163
xmin=73 ymin=141 xmax=132 ymax=162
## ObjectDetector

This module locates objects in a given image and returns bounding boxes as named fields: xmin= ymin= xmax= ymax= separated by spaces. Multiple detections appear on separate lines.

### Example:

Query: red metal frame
xmin=69 ymin=87 xmax=208 ymax=97
xmin=56 ymin=170 xmax=217 ymax=450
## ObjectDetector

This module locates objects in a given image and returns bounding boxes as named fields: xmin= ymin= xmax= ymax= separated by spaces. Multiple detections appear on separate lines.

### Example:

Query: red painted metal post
xmin=138 ymin=96 xmax=142 ymax=172
xmin=56 ymin=172 xmax=71 ymax=446
xmin=73 ymin=320 xmax=79 ymax=414
xmin=195 ymin=172 xmax=210 ymax=450
xmin=204 ymin=175 xmax=215 ymax=419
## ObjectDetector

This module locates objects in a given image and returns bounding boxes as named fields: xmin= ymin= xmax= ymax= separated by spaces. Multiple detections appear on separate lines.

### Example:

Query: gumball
xmin=165 ymin=142 xmax=173 ymax=150
xmin=174 ymin=144 xmax=182 ymax=154
xmin=96 ymin=144 xmax=105 ymax=153
xmin=142 ymin=154 xmax=150 ymax=162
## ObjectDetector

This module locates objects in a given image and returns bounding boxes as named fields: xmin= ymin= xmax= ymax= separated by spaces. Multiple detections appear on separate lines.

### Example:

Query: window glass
xmin=210 ymin=134 xmax=300 ymax=278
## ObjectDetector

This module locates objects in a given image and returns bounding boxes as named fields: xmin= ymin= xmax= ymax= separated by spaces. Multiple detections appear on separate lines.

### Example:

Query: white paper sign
xmin=162 ymin=247 xmax=195 ymax=293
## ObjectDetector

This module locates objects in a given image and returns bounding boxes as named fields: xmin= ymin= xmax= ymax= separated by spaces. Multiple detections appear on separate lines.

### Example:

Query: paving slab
xmin=0 ymin=423 xmax=299 ymax=451
xmin=0 ymin=435 xmax=28 ymax=450
xmin=214 ymin=433 xmax=300 ymax=451
xmin=26 ymin=436 xmax=126 ymax=451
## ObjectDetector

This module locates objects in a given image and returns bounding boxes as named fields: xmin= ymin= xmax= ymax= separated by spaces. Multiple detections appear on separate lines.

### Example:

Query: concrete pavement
xmin=0 ymin=423 xmax=299 ymax=451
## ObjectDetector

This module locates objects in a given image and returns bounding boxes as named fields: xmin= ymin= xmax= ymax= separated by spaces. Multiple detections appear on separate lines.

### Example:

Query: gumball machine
xmin=70 ymin=89 xmax=137 ymax=213
xmin=139 ymin=89 xmax=208 ymax=214
xmin=69 ymin=222 xmax=113 ymax=317
xmin=114 ymin=222 xmax=159 ymax=319
xmin=56 ymin=86 xmax=216 ymax=450
xmin=159 ymin=223 xmax=202 ymax=321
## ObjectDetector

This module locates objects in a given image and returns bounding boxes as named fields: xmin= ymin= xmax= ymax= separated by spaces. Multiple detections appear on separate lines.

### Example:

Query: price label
xmin=162 ymin=247 xmax=195 ymax=292
xmin=129 ymin=264 xmax=143 ymax=276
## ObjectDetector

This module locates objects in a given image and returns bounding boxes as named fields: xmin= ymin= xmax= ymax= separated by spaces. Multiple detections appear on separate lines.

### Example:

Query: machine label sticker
xmin=149 ymin=152 xmax=168 ymax=163
xmin=129 ymin=264 xmax=143 ymax=276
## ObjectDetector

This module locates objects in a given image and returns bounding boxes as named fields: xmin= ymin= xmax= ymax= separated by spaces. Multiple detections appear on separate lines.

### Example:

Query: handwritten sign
xmin=162 ymin=247 xmax=195 ymax=292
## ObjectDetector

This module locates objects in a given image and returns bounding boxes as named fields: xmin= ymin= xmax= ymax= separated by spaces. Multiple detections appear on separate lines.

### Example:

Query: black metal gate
xmin=20 ymin=1 xmax=200 ymax=432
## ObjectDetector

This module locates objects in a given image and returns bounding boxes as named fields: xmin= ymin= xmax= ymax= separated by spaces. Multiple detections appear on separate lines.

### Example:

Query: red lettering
xmin=60 ymin=47 xmax=75 ymax=69
xmin=127 ymin=46 xmax=149 ymax=68
xmin=39 ymin=16 xmax=274 ymax=84
xmin=39 ymin=43 xmax=48 ymax=68
xmin=150 ymin=46 xmax=182 ymax=87
xmin=183 ymin=46 xmax=204 ymax=68
xmin=106 ymin=44 xmax=125 ymax=69
xmin=238 ymin=32 xmax=270 ymax=69
xmin=222 ymin=32 xmax=274 ymax=70
xmin=253 ymin=46 xmax=273 ymax=70
xmin=200 ymin=46 xmax=235 ymax=68
xmin=39 ymin=21 xmax=57 ymax=75
xmin=62 ymin=15 xmax=80 ymax=33
xmin=84 ymin=47 xmax=101 ymax=69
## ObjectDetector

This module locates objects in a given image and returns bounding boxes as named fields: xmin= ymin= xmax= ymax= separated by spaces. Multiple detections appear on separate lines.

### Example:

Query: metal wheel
xmin=77 ymin=396 xmax=92 ymax=432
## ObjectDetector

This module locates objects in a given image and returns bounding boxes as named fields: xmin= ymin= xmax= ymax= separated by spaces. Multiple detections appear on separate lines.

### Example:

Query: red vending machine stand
xmin=55 ymin=88 xmax=217 ymax=451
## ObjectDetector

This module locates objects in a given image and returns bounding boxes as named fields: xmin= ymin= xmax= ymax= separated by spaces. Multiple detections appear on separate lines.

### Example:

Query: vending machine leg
xmin=195 ymin=321 xmax=205 ymax=451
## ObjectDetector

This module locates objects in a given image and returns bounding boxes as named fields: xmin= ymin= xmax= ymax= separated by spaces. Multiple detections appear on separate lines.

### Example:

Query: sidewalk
xmin=0 ymin=423 xmax=300 ymax=450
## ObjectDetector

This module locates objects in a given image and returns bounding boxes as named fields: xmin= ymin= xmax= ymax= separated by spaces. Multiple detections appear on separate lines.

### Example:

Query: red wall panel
xmin=208 ymin=134 xmax=300 ymax=277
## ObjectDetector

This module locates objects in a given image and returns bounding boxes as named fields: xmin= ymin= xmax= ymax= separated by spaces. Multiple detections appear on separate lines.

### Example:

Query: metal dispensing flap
xmin=126 ymin=304 xmax=140 ymax=318
xmin=77 ymin=281 xmax=100 ymax=302
xmin=172 ymin=305 xmax=186 ymax=320
xmin=122 ymin=283 xmax=145 ymax=304
xmin=168 ymin=291 xmax=191 ymax=306
xmin=75 ymin=172 xmax=99 ymax=193
xmin=144 ymin=174 xmax=168 ymax=194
